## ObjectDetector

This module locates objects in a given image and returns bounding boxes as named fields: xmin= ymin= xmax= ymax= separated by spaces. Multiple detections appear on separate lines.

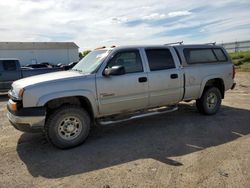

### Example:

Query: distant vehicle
xmin=40 ymin=62 xmax=54 ymax=68
xmin=56 ymin=63 xmax=63 ymax=67
xmin=7 ymin=44 xmax=236 ymax=149
xmin=0 ymin=58 xmax=63 ymax=92
xmin=68 ymin=61 xmax=78 ymax=68
xmin=25 ymin=64 xmax=49 ymax=69
xmin=40 ymin=62 xmax=51 ymax=66
xmin=62 ymin=61 xmax=78 ymax=70
xmin=24 ymin=62 xmax=58 ymax=69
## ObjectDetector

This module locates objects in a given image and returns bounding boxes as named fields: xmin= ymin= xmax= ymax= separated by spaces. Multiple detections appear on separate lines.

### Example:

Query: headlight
xmin=8 ymin=88 xmax=24 ymax=101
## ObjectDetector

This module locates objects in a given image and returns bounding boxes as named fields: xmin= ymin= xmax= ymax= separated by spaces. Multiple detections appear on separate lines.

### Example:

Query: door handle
xmin=138 ymin=77 xmax=147 ymax=83
xmin=100 ymin=93 xmax=115 ymax=97
xmin=170 ymin=74 xmax=178 ymax=79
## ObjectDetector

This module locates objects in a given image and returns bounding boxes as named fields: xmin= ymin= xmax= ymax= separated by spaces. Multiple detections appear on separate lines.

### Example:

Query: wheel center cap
xmin=66 ymin=124 xmax=75 ymax=132
xmin=210 ymin=98 xmax=215 ymax=104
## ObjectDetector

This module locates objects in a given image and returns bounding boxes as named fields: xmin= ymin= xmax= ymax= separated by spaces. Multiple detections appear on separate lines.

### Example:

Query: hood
xmin=12 ymin=70 xmax=84 ymax=93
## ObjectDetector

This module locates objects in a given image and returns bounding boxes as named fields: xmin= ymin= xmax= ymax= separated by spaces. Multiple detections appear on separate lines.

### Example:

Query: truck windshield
xmin=72 ymin=50 xmax=110 ymax=74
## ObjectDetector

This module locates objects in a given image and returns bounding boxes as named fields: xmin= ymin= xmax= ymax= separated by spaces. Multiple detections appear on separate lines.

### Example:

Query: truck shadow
xmin=16 ymin=103 xmax=250 ymax=179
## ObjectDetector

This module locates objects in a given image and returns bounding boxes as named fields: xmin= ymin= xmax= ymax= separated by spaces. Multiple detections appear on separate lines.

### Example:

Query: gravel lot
xmin=0 ymin=72 xmax=249 ymax=188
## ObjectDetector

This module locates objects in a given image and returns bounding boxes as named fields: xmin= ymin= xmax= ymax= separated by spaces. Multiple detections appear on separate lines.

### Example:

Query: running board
xmin=98 ymin=105 xmax=178 ymax=125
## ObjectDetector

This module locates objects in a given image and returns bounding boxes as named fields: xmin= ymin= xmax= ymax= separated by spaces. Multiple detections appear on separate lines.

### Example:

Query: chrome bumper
xmin=7 ymin=110 xmax=45 ymax=132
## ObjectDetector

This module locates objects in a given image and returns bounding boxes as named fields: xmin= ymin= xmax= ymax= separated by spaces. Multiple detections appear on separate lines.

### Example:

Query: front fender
xmin=36 ymin=89 xmax=98 ymax=116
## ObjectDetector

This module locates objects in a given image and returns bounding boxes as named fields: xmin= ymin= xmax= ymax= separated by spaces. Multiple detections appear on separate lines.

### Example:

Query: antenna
xmin=164 ymin=41 xmax=183 ymax=45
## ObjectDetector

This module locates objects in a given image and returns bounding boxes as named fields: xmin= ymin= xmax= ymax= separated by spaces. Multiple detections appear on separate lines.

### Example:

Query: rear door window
xmin=2 ymin=60 xmax=17 ymax=71
xmin=145 ymin=49 xmax=175 ymax=71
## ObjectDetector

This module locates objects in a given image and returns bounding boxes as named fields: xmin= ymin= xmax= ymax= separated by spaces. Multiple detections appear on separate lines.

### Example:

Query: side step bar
xmin=98 ymin=105 xmax=178 ymax=125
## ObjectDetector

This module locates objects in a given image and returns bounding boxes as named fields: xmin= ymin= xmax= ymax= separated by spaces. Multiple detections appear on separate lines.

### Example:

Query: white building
xmin=0 ymin=42 xmax=79 ymax=66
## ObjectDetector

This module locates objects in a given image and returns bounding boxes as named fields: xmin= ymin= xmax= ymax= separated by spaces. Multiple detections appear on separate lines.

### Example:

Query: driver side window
xmin=108 ymin=50 xmax=143 ymax=73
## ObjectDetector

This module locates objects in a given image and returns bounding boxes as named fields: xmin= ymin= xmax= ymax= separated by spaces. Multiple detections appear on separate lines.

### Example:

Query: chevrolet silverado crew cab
xmin=7 ymin=44 xmax=236 ymax=149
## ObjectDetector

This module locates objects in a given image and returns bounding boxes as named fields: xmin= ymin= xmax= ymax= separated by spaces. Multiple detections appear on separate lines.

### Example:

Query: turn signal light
xmin=8 ymin=100 xmax=17 ymax=111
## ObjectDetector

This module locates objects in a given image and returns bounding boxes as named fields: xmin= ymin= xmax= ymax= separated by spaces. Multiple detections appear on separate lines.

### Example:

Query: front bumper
xmin=7 ymin=101 xmax=46 ymax=133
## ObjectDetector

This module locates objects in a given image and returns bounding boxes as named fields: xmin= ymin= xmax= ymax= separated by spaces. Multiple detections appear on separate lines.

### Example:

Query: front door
xmin=96 ymin=49 xmax=149 ymax=116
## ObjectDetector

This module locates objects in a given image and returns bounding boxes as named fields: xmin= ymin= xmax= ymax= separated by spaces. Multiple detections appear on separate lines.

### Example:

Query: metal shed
xmin=0 ymin=42 xmax=79 ymax=66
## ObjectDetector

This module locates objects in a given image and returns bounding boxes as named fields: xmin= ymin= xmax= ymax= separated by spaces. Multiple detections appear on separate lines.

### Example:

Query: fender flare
xmin=36 ymin=89 xmax=98 ymax=116
xmin=199 ymin=75 xmax=224 ymax=98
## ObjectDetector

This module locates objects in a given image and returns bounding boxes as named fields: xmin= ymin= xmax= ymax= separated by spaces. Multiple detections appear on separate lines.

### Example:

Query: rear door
xmin=96 ymin=49 xmax=149 ymax=116
xmin=1 ymin=60 xmax=21 ymax=90
xmin=144 ymin=47 xmax=183 ymax=107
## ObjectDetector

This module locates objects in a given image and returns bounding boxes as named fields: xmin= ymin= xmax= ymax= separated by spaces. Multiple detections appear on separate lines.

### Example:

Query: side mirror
xmin=103 ymin=65 xmax=125 ymax=76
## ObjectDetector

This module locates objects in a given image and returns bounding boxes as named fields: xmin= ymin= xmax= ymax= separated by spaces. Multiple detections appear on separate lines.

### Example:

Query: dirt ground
xmin=0 ymin=72 xmax=249 ymax=188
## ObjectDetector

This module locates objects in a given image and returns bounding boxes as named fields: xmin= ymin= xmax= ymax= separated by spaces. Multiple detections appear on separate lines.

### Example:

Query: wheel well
xmin=45 ymin=96 xmax=94 ymax=120
xmin=204 ymin=78 xmax=225 ymax=98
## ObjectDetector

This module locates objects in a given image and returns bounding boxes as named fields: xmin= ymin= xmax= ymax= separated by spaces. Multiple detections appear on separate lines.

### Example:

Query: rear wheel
xmin=45 ymin=105 xmax=90 ymax=149
xmin=196 ymin=87 xmax=222 ymax=115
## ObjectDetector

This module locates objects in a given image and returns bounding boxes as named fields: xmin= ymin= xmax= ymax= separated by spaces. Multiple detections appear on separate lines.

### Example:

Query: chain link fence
xmin=220 ymin=40 xmax=250 ymax=53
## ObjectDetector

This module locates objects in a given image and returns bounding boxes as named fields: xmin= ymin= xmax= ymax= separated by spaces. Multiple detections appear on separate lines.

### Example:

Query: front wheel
xmin=45 ymin=105 xmax=91 ymax=149
xmin=196 ymin=87 xmax=222 ymax=115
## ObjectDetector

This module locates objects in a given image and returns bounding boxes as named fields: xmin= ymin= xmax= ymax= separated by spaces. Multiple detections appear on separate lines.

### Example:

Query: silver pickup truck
xmin=7 ymin=44 xmax=236 ymax=149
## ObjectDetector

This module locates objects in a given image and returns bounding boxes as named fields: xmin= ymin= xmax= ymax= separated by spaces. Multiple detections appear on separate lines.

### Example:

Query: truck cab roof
xmin=96 ymin=44 xmax=224 ymax=51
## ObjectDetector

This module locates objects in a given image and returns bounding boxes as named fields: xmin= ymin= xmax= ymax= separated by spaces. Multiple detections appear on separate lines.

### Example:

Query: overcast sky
xmin=0 ymin=0 xmax=250 ymax=50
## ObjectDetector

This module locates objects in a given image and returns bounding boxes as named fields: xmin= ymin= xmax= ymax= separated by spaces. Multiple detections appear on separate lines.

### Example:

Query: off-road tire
xmin=45 ymin=105 xmax=90 ymax=149
xmin=196 ymin=87 xmax=222 ymax=115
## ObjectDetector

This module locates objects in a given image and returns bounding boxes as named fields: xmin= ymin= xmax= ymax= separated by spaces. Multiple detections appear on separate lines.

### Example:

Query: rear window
xmin=184 ymin=48 xmax=227 ymax=64
xmin=1 ymin=60 xmax=17 ymax=71
xmin=145 ymin=49 xmax=175 ymax=71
